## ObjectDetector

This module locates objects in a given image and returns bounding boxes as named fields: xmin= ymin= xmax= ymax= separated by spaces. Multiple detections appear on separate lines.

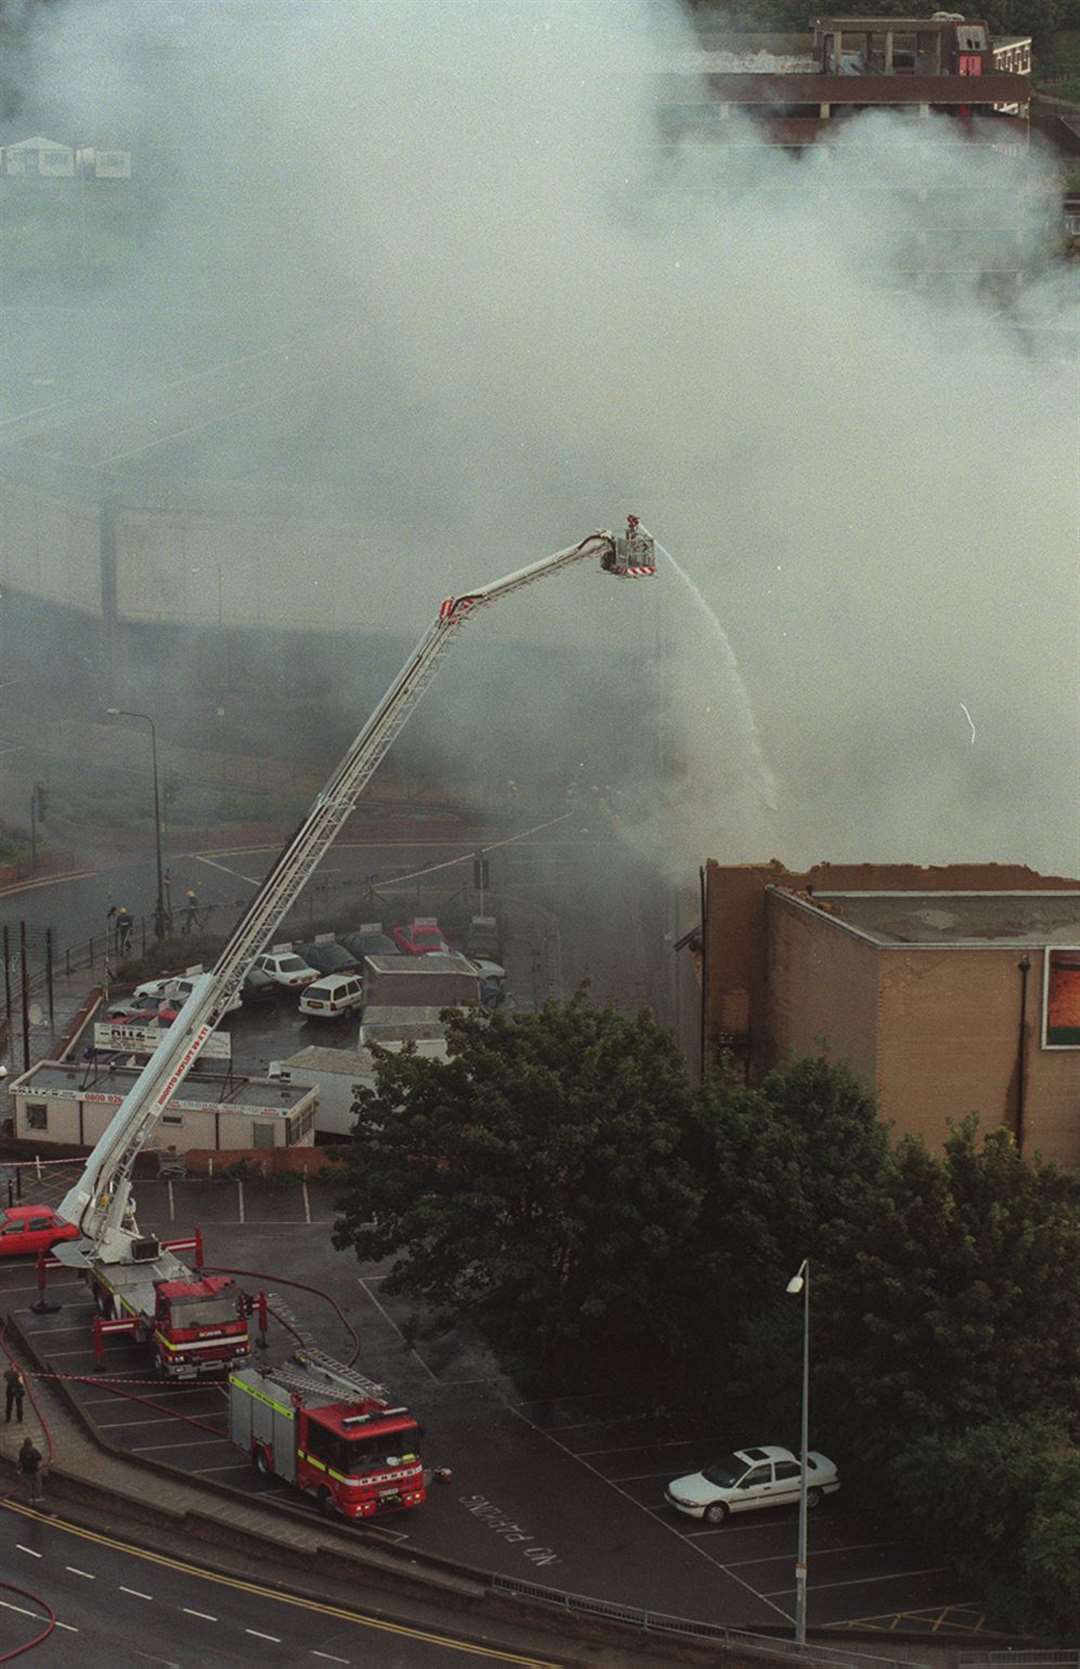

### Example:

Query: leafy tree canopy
xmin=817 ymin=1117 xmax=1080 ymax=1460
xmin=332 ymin=991 xmax=701 ymax=1379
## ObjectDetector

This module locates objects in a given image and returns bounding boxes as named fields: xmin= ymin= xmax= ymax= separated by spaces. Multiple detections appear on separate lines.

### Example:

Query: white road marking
xmin=119 ymin=1586 xmax=154 ymax=1599
xmin=98 ymin=1416 xmax=181 ymax=1430
xmin=195 ymin=855 xmax=260 ymax=886
xmin=132 ymin=1437 xmax=231 ymax=1452
xmin=246 ymin=1628 xmax=282 ymax=1642
xmin=66 ymin=1566 xmax=95 ymax=1578
xmin=508 ymin=1406 xmax=795 ymax=1627
xmin=357 ymin=1278 xmax=441 ymax=1385
xmin=311 ymin=1654 xmax=350 ymax=1664
xmin=723 ymin=1541 xmax=902 ymax=1568
xmin=55 ymin=1620 xmax=80 ymax=1632
xmin=182 ymin=1606 xmax=218 ymax=1620
xmin=0 ymin=1599 xmax=40 ymax=1619
xmin=16 ymin=1543 xmax=42 ymax=1557
xmin=762 ymin=1566 xmax=948 ymax=1596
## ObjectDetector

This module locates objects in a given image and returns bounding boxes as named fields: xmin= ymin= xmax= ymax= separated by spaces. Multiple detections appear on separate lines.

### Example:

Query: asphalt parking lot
xmin=0 ymin=1179 xmax=985 ymax=1638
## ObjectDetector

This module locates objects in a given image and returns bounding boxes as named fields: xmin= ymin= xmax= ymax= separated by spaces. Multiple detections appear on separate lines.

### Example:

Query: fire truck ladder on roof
xmin=262 ymin=1350 xmax=388 ymax=1407
xmin=59 ymin=522 xmax=656 ymax=1265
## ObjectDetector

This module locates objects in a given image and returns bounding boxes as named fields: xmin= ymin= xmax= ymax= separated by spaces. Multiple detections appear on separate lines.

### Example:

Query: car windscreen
xmin=168 ymin=1297 xmax=239 ymax=1328
xmin=277 ymin=956 xmax=306 ymax=972
xmin=342 ymin=1427 xmax=422 ymax=1474
xmin=702 ymin=1454 xmax=746 ymax=1487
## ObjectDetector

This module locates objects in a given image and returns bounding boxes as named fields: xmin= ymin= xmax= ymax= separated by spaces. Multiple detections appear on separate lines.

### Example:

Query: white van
xmin=299 ymin=973 xmax=364 ymax=1019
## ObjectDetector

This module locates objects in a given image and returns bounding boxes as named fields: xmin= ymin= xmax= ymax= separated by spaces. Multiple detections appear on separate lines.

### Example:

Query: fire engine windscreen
xmin=167 ymin=1296 xmax=242 ymax=1328
xmin=308 ymin=1421 xmax=422 ymax=1475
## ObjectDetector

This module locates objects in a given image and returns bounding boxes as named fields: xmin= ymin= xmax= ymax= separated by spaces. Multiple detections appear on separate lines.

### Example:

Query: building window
xmin=161 ymin=1113 xmax=183 ymax=1127
xmin=25 ymin=1103 xmax=47 ymax=1132
xmin=252 ymin=1122 xmax=274 ymax=1149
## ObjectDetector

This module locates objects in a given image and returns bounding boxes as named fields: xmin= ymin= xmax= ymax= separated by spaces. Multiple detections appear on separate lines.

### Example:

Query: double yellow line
xmin=3 ymin=1501 xmax=560 ymax=1665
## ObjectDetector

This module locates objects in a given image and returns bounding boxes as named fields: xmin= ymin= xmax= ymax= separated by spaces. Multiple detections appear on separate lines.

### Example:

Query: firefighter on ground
xmin=183 ymin=889 xmax=199 ymax=934
xmin=18 ymin=1436 xmax=43 ymax=1503
xmin=4 ymin=1365 xmax=26 ymax=1423
xmin=109 ymin=905 xmax=133 ymax=955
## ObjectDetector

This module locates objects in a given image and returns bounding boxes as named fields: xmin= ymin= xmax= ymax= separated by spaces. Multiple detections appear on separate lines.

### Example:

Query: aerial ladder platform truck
xmin=54 ymin=522 xmax=657 ymax=1386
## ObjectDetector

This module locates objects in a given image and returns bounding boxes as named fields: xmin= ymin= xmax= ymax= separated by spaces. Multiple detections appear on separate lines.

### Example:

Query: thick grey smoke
xmin=2 ymin=0 xmax=1076 ymax=875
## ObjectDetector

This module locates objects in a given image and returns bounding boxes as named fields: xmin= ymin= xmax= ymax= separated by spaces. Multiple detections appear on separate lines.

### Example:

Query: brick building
xmin=691 ymin=861 xmax=1080 ymax=1165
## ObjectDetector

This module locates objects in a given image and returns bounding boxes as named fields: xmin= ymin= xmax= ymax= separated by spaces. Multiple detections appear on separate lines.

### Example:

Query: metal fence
xmin=490 ymin=1574 xmax=930 ymax=1668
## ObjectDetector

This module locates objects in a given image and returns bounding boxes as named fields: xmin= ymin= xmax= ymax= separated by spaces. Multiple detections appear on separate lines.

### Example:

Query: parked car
xmin=104 ymin=997 xmax=166 ymax=1025
xmin=392 ymin=918 xmax=449 ymax=956
xmin=666 ymin=1446 xmax=840 ymax=1525
xmin=166 ymin=969 xmax=242 ymax=1015
xmin=340 ymin=925 xmax=396 ymax=960
xmin=251 ymin=948 xmax=319 ymax=990
xmin=0 ymin=1205 xmax=81 ymax=1259
xmin=133 ymin=976 xmax=173 ymax=1001
xmin=241 ymin=967 xmax=277 ymax=1005
xmin=299 ymin=973 xmax=365 ymax=1019
xmin=295 ymin=939 xmax=361 ymax=977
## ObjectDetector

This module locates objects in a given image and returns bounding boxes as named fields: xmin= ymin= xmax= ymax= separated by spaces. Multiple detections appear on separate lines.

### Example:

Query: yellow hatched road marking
xmin=2 ymin=1502 xmax=559 ymax=1665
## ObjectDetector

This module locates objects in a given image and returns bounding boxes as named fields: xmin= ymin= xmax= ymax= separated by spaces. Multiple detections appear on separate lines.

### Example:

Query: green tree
xmin=817 ymin=1118 xmax=1080 ymax=1462
xmin=676 ymin=1056 xmax=891 ymax=1427
xmin=889 ymin=1417 xmax=1080 ymax=1634
xmin=332 ymin=991 xmax=702 ymax=1381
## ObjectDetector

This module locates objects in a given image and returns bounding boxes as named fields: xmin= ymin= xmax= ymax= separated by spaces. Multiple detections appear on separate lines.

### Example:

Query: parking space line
xmin=508 ymin=1405 xmax=795 ymax=1627
xmin=722 ymin=1541 xmax=902 ymax=1568
xmin=131 ymin=1438 xmax=234 ymax=1453
xmin=357 ymin=1278 xmax=441 ymax=1385
xmin=610 ymin=1468 xmax=698 ymax=1482
xmin=193 ymin=1463 xmax=257 ymax=1475
xmin=15 ymin=1323 xmax=87 ymax=1334
xmin=578 ymin=1438 xmax=708 ymax=1457
xmin=762 ymin=1566 xmax=948 ymax=1596
xmin=98 ymin=1417 xmax=185 ymax=1430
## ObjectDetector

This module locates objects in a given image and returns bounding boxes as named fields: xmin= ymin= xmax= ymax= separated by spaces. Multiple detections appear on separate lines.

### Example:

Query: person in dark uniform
xmin=4 ymin=1365 xmax=26 ymax=1423
xmin=18 ymin=1435 xmax=43 ymax=1503
xmin=183 ymin=889 xmax=199 ymax=934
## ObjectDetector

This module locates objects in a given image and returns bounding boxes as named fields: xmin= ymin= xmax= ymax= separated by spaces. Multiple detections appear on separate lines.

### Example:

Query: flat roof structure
xmin=364 ymin=954 xmax=479 ymax=976
xmin=14 ymin=1061 xmax=312 ymax=1111
xmin=799 ymin=890 xmax=1080 ymax=947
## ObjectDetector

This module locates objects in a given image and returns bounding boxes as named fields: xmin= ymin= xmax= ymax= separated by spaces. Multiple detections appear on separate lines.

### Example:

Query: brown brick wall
xmin=876 ymin=949 xmax=1078 ymax=1163
xmin=766 ymin=890 xmax=880 ymax=1088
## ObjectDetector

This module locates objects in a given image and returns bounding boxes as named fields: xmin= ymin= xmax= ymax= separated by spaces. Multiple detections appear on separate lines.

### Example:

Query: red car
xmin=392 ymin=919 xmax=449 ymax=956
xmin=104 ymin=997 xmax=165 ymax=1025
xmin=0 ymin=1206 xmax=80 ymax=1259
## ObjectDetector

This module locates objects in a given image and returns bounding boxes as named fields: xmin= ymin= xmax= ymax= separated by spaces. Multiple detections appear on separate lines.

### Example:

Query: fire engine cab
xmin=230 ymin=1349 xmax=425 ymax=1519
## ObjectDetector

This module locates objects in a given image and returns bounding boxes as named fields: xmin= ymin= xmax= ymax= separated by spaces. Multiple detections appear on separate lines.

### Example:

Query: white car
xmin=136 ymin=968 xmax=240 ymax=1014
xmin=299 ymin=973 xmax=364 ymax=1019
xmin=252 ymin=949 xmax=319 ymax=990
xmin=666 ymin=1445 xmax=840 ymax=1525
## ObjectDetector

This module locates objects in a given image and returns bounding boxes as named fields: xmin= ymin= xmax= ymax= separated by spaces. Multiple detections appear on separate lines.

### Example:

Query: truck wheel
xmin=254 ymin=1447 xmax=271 ymax=1475
xmin=317 ymin=1487 xmax=333 ymax=1517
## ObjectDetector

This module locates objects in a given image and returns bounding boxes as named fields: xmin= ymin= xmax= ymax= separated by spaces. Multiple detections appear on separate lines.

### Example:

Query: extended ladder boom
xmin=60 ymin=523 xmax=655 ymax=1260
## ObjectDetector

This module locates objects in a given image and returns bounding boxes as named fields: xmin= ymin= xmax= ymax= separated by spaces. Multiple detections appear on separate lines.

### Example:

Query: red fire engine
xmin=88 ymin=1229 xmax=250 ymax=1380
xmin=230 ymin=1348 xmax=426 ymax=1518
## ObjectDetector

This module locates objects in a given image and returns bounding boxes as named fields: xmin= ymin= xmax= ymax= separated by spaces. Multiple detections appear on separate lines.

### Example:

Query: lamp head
xmin=786 ymin=1274 xmax=804 ymax=1295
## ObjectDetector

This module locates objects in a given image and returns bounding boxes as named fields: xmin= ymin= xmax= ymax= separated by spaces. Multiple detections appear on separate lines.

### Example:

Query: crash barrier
xmin=488 ymin=1575 xmax=931 ymax=1669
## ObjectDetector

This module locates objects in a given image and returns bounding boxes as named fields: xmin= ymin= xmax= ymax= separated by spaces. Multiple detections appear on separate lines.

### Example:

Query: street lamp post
xmin=786 ymin=1258 xmax=810 ymax=1647
xmin=107 ymin=708 xmax=166 ymax=940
